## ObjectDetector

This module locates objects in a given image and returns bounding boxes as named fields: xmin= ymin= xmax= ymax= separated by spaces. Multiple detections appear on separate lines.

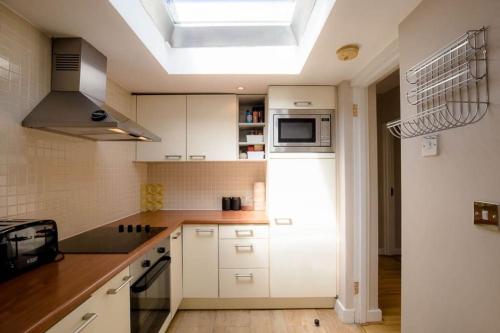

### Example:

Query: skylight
xmin=110 ymin=0 xmax=336 ymax=74
xmin=165 ymin=0 xmax=296 ymax=26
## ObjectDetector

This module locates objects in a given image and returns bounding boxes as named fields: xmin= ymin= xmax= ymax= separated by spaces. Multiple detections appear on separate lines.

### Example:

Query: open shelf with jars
xmin=237 ymin=95 xmax=266 ymax=160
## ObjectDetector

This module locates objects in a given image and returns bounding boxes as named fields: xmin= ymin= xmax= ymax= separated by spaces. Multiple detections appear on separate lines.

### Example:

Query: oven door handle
xmin=130 ymin=255 xmax=171 ymax=293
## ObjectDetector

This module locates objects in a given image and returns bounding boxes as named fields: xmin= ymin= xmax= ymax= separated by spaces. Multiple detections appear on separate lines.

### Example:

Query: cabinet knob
xmin=274 ymin=218 xmax=293 ymax=225
xmin=189 ymin=155 xmax=206 ymax=160
xmin=72 ymin=313 xmax=98 ymax=333
xmin=195 ymin=228 xmax=214 ymax=233
xmin=142 ymin=260 xmax=151 ymax=268
xmin=107 ymin=276 xmax=133 ymax=295
xmin=234 ymin=273 xmax=254 ymax=279
xmin=165 ymin=155 xmax=182 ymax=160
xmin=294 ymin=101 xmax=312 ymax=107
xmin=157 ymin=247 xmax=166 ymax=254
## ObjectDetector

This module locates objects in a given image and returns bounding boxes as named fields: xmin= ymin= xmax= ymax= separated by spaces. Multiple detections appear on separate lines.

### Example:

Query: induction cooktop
xmin=59 ymin=224 xmax=166 ymax=254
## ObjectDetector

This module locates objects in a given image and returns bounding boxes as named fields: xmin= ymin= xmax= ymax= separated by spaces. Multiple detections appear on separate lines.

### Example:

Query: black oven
xmin=130 ymin=251 xmax=171 ymax=333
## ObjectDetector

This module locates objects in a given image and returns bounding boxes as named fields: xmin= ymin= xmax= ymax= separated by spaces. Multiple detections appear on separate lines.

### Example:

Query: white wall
xmin=399 ymin=0 xmax=500 ymax=332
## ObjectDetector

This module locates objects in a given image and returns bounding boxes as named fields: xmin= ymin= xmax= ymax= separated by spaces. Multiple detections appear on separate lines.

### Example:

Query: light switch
xmin=421 ymin=135 xmax=438 ymax=157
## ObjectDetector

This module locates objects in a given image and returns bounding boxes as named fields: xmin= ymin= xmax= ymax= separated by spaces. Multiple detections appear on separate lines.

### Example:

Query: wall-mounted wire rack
xmin=388 ymin=27 xmax=489 ymax=139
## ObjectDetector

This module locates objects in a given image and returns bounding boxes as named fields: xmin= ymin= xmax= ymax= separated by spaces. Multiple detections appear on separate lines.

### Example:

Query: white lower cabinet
xmin=170 ymin=226 xmax=183 ymax=315
xmin=46 ymin=267 xmax=132 ymax=333
xmin=219 ymin=268 xmax=269 ymax=298
xmin=269 ymin=224 xmax=336 ymax=297
xmin=182 ymin=225 xmax=219 ymax=298
xmin=268 ymin=158 xmax=337 ymax=298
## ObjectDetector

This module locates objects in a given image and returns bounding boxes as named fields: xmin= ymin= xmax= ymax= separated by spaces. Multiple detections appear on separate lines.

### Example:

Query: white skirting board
xmin=367 ymin=308 xmax=383 ymax=322
xmin=335 ymin=299 xmax=355 ymax=323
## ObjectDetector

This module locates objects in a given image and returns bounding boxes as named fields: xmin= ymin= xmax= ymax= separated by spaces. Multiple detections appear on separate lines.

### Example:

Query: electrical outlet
xmin=422 ymin=135 xmax=438 ymax=157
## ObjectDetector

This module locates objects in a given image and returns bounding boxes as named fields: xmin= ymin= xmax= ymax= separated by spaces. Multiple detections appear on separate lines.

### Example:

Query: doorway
xmin=363 ymin=70 xmax=402 ymax=333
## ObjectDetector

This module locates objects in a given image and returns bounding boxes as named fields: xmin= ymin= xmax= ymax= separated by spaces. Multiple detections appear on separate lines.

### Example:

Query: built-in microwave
xmin=270 ymin=109 xmax=334 ymax=153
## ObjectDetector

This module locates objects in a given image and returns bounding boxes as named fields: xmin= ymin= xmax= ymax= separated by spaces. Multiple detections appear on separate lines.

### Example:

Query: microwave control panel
xmin=320 ymin=115 xmax=331 ymax=147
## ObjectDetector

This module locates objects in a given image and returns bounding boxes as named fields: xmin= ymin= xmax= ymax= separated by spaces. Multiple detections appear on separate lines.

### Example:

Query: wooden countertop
xmin=0 ymin=210 xmax=267 ymax=333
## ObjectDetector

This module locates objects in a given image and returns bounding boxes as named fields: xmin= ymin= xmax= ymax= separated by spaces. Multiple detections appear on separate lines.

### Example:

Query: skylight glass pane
xmin=166 ymin=0 xmax=296 ymax=25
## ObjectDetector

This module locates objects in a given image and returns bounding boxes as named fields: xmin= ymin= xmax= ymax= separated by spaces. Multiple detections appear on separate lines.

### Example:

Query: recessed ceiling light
xmin=237 ymin=86 xmax=245 ymax=91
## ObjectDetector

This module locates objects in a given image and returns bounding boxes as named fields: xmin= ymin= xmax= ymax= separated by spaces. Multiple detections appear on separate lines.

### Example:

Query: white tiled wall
xmin=148 ymin=162 xmax=266 ymax=210
xmin=0 ymin=4 xmax=147 ymax=239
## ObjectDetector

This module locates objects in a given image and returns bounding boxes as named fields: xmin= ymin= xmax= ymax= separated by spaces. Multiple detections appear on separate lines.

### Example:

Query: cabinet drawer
xmin=219 ymin=269 xmax=269 ymax=298
xmin=219 ymin=239 xmax=269 ymax=269
xmin=268 ymin=86 xmax=336 ymax=109
xmin=219 ymin=225 xmax=269 ymax=239
xmin=46 ymin=297 xmax=97 ymax=333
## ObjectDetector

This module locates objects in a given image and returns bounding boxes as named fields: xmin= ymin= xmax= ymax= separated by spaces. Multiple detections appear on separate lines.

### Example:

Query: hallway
xmin=362 ymin=256 xmax=401 ymax=333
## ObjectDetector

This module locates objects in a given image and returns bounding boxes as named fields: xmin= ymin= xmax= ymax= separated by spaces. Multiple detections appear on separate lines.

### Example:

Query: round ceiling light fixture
xmin=336 ymin=44 xmax=360 ymax=61
xmin=237 ymin=86 xmax=245 ymax=91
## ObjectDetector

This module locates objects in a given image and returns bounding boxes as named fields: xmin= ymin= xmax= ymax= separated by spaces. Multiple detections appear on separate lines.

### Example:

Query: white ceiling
xmin=2 ymin=0 xmax=422 ymax=94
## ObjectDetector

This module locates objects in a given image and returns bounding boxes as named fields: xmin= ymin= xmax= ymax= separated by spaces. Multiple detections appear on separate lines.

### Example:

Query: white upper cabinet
xmin=268 ymin=86 xmax=336 ymax=110
xmin=187 ymin=95 xmax=238 ymax=161
xmin=136 ymin=95 xmax=187 ymax=161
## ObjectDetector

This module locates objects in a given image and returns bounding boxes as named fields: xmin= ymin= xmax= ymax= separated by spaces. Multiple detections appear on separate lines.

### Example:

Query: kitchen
xmin=1 ymin=1 xmax=499 ymax=333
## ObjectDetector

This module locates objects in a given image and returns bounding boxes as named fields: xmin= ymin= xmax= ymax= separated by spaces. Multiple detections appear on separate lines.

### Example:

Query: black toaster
xmin=0 ymin=219 xmax=59 ymax=281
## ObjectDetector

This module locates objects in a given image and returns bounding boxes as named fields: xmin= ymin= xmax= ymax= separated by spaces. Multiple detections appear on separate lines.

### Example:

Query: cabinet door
xmin=267 ymin=158 xmax=336 ymax=226
xmin=92 ymin=267 xmax=132 ymax=333
xmin=136 ymin=95 xmax=187 ymax=161
xmin=187 ymin=95 xmax=237 ymax=161
xmin=46 ymin=297 xmax=98 ymax=333
xmin=170 ymin=227 xmax=183 ymax=314
xmin=183 ymin=225 xmax=219 ymax=298
xmin=269 ymin=223 xmax=336 ymax=297
xmin=268 ymin=86 xmax=336 ymax=109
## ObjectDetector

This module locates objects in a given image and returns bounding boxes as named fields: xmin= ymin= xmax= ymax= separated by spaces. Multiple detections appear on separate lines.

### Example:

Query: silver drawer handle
xmin=294 ymin=101 xmax=312 ymax=107
xmin=274 ymin=218 xmax=293 ymax=225
xmin=165 ymin=155 xmax=182 ymax=160
xmin=235 ymin=273 xmax=253 ymax=279
xmin=196 ymin=228 xmax=214 ymax=233
xmin=189 ymin=155 xmax=206 ymax=160
xmin=235 ymin=244 xmax=253 ymax=251
xmin=73 ymin=313 xmax=98 ymax=333
xmin=172 ymin=231 xmax=182 ymax=239
xmin=235 ymin=229 xmax=254 ymax=236
xmin=107 ymin=275 xmax=133 ymax=295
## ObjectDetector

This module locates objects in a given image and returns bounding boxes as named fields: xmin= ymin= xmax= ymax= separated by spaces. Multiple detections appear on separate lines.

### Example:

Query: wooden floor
xmin=167 ymin=309 xmax=364 ymax=333
xmin=361 ymin=256 xmax=401 ymax=333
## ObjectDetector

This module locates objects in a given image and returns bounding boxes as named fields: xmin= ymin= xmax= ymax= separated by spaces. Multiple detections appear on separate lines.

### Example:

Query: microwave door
xmin=273 ymin=115 xmax=321 ymax=147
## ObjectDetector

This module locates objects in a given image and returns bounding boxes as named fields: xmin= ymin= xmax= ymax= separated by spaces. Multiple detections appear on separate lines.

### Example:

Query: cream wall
xmin=0 ymin=4 xmax=147 ymax=239
xmin=399 ymin=0 xmax=500 ymax=332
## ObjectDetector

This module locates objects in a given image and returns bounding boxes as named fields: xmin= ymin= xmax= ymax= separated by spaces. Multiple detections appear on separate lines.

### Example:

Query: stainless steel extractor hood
xmin=22 ymin=38 xmax=160 ymax=142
